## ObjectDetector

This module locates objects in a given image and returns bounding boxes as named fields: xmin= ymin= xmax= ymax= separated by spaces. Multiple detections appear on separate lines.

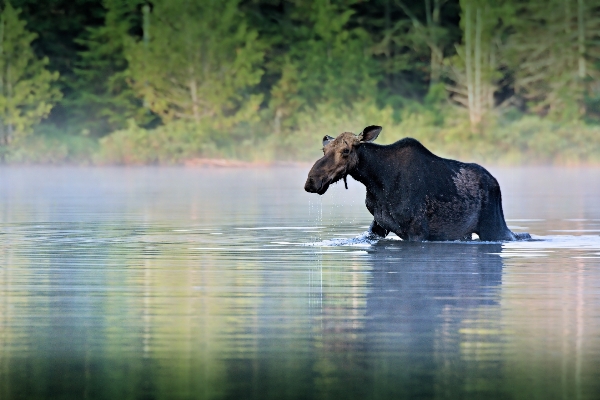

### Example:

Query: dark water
xmin=1 ymin=166 xmax=600 ymax=400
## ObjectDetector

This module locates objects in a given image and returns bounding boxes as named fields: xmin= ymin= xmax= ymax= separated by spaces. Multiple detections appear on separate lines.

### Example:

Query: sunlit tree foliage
xmin=72 ymin=0 xmax=148 ymax=136
xmin=0 ymin=2 xmax=61 ymax=158
xmin=125 ymin=0 xmax=265 ymax=127
xmin=3 ymin=0 xmax=600 ymax=163
xmin=267 ymin=0 xmax=377 ymax=132
xmin=506 ymin=0 xmax=600 ymax=120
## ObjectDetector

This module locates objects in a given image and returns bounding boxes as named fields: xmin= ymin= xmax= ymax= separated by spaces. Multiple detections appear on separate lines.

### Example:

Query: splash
xmin=303 ymin=230 xmax=387 ymax=247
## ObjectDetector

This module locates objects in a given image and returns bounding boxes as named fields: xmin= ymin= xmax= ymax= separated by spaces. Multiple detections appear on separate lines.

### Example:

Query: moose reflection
xmin=363 ymin=241 xmax=505 ymax=398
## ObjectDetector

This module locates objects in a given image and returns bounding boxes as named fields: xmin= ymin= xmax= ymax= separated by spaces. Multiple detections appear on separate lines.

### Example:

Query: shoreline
xmin=183 ymin=158 xmax=311 ymax=168
xmin=2 ymin=158 xmax=600 ymax=168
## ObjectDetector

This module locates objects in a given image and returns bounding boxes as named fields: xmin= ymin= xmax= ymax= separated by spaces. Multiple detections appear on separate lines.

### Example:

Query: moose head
xmin=304 ymin=125 xmax=382 ymax=195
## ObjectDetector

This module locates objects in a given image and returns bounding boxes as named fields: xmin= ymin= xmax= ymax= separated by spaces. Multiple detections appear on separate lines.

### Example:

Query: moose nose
xmin=304 ymin=177 xmax=318 ymax=193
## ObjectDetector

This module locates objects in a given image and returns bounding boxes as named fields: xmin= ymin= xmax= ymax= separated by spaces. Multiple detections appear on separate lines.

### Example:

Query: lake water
xmin=1 ymin=166 xmax=600 ymax=400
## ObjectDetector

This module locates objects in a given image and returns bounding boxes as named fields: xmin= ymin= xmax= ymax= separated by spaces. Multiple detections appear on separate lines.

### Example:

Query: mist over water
xmin=1 ymin=166 xmax=600 ymax=399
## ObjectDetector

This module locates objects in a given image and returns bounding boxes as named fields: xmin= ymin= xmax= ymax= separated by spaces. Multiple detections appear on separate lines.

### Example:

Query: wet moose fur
xmin=304 ymin=126 xmax=530 ymax=242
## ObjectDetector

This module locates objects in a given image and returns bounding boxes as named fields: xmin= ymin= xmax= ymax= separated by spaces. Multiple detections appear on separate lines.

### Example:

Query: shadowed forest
xmin=1 ymin=0 xmax=599 ymax=164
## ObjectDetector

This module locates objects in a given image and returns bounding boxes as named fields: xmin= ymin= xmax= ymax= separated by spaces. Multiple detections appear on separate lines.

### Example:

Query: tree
xmin=10 ymin=0 xmax=105 ymax=130
xmin=447 ymin=0 xmax=512 ymax=129
xmin=125 ymin=0 xmax=265 ymax=127
xmin=72 ymin=0 xmax=148 ymax=136
xmin=506 ymin=0 xmax=600 ymax=120
xmin=268 ymin=0 xmax=377 ymax=130
xmin=394 ymin=0 xmax=450 ymax=91
xmin=0 ymin=2 xmax=61 ymax=158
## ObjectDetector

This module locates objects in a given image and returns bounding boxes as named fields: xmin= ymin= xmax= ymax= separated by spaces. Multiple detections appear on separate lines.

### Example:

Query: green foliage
xmin=506 ymin=0 xmax=600 ymax=120
xmin=0 ymin=2 xmax=61 ymax=158
xmin=125 ymin=0 xmax=265 ymax=127
xmin=72 ymin=0 xmax=148 ymax=136
xmin=7 ymin=125 xmax=98 ymax=164
xmin=10 ymin=0 xmax=106 ymax=128
xmin=269 ymin=0 xmax=377 ymax=125
xmin=99 ymin=119 xmax=210 ymax=164
xmin=446 ymin=0 xmax=513 ymax=129
xmin=385 ymin=107 xmax=600 ymax=164
xmin=286 ymin=0 xmax=376 ymax=107
xmin=98 ymin=118 xmax=276 ymax=164
xmin=3 ymin=0 xmax=600 ymax=165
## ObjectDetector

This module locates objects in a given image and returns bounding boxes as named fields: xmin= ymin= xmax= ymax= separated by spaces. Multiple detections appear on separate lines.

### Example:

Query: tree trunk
xmin=489 ymin=36 xmax=496 ymax=110
xmin=0 ymin=122 xmax=5 ymax=161
xmin=384 ymin=0 xmax=394 ymax=88
xmin=474 ymin=6 xmax=482 ymax=127
xmin=142 ymin=4 xmax=150 ymax=110
xmin=432 ymin=0 xmax=441 ymax=24
xmin=5 ymin=57 xmax=12 ymax=146
xmin=577 ymin=0 xmax=586 ymax=79
xmin=189 ymin=72 xmax=200 ymax=123
xmin=428 ymin=0 xmax=442 ymax=88
xmin=425 ymin=0 xmax=433 ymax=27
xmin=465 ymin=3 xmax=475 ymax=127
xmin=0 ymin=11 xmax=5 ymax=158
xmin=430 ymin=47 xmax=443 ymax=87
xmin=274 ymin=108 xmax=282 ymax=136
xmin=565 ymin=0 xmax=573 ymax=71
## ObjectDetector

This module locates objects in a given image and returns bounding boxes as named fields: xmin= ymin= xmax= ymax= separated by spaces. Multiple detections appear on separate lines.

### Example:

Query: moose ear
xmin=359 ymin=126 xmax=382 ymax=142
xmin=322 ymin=135 xmax=335 ymax=147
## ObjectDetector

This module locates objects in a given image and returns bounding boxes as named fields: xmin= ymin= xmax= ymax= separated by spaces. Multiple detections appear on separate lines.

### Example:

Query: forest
xmin=1 ymin=0 xmax=600 ymax=164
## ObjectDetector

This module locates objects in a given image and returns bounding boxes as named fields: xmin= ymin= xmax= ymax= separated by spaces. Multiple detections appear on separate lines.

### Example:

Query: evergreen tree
xmin=10 ymin=0 xmax=105 ymax=130
xmin=268 ymin=0 xmax=377 ymax=130
xmin=350 ymin=0 xmax=461 ymax=102
xmin=506 ymin=0 xmax=600 ymax=120
xmin=73 ymin=0 xmax=148 ymax=136
xmin=447 ymin=0 xmax=513 ymax=129
xmin=126 ymin=0 xmax=265 ymax=127
xmin=390 ymin=0 xmax=448 ymax=90
xmin=0 ymin=2 xmax=61 ymax=158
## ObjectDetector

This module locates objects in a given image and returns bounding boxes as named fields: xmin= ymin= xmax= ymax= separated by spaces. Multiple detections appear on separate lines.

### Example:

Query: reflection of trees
xmin=500 ymin=252 xmax=600 ymax=399
xmin=0 ymin=168 xmax=320 ymax=399
xmin=217 ymin=249 xmax=370 ymax=400
xmin=0 ymin=234 xmax=17 ymax=399
xmin=0 ymin=221 xmax=235 ymax=399
xmin=311 ymin=257 xmax=369 ymax=400
xmin=0 ymin=228 xmax=516 ymax=400
xmin=3 ymin=165 xmax=599 ymax=399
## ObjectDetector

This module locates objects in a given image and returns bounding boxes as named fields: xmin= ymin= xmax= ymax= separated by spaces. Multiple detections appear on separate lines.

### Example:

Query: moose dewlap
xmin=304 ymin=125 xmax=530 ymax=242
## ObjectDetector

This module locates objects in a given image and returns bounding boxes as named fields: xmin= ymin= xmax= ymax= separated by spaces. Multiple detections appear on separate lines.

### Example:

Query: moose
xmin=304 ymin=125 xmax=530 ymax=242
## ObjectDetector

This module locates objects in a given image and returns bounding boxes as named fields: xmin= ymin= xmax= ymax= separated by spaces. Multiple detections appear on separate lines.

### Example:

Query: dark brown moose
xmin=304 ymin=125 xmax=530 ymax=242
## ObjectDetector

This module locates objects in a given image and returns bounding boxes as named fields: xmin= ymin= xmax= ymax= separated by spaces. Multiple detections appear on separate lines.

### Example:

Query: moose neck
xmin=349 ymin=143 xmax=387 ymax=192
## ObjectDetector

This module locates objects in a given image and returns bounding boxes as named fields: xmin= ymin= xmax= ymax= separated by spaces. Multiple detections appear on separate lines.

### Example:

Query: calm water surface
xmin=1 ymin=166 xmax=600 ymax=400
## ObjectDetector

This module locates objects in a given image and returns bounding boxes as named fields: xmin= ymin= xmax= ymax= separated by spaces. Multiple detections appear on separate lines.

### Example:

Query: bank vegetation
xmin=2 ymin=0 xmax=600 ymax=165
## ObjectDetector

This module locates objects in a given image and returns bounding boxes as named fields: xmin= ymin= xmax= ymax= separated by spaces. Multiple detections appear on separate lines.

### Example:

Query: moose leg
xmin=368 ymin=220 xmax=389 ymax=238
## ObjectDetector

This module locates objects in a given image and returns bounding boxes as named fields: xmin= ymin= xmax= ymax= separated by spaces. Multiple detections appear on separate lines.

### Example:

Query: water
xmin=1 ymin=166 xmax=600 ymax=400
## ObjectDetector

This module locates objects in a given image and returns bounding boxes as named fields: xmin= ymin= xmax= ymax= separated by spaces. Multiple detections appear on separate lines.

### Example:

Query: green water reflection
xmin=0 ymin=167 xmax=600 ymax=399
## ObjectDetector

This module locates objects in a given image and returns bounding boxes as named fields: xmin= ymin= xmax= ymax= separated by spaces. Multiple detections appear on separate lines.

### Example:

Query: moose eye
xmin=342 ymin=149 xmax=350 ymax=156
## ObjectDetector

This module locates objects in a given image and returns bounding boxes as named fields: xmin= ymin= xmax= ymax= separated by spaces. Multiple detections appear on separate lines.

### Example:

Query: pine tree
xmin=447 ymin=0 xmax=513 ymax=129
xmin=391 ymin=0 xmax=451 ymax=92
xmin=268 ymin=0 xmax=377 ymax=129
xmin=10 ymin=0 xmax=106 ymax=130
xmin=72 ymin=0 xmax=148 ymax=136
xmin=349 ymin=0 xmax=462 ymax=102
xmin=125 ymin=0 xmax=265 ymax=127
xmin=506 ymin=0 xmax=600 ymax=120
xmin=0 ymin=2 xmax=61 ymax=158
